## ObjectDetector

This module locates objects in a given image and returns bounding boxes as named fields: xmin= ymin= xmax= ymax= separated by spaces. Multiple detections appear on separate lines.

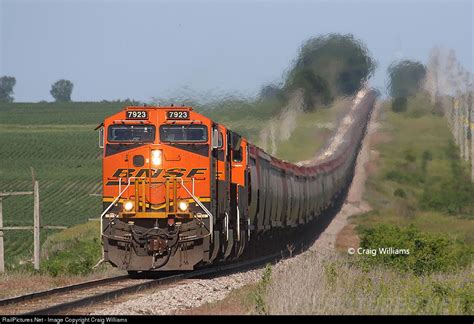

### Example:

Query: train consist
xmin=98 ymin=89 xmax=376 ymax=273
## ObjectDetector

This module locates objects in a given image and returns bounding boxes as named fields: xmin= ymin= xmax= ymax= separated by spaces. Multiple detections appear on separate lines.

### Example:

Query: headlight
xmin=178 ymin=201 xmax=189 ymax=212
xmin=123 ymin=200 xmax=134 ymax=212
xmin=151 ymin=149 xmax=162 ymax=166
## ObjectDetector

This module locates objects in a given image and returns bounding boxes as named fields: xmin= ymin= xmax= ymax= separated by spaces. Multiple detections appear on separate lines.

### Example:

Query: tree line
xmin=0 ymin=77 xmax=74 ymax=103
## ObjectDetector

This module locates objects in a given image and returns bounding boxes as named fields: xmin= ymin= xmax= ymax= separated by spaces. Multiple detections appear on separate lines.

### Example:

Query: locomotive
xmin=98 ymin=89 xmax=376 ymax=273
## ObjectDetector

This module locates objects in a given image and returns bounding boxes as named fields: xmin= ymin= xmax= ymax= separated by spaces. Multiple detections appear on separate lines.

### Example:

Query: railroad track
xmin=0 ymin=253 xmax=280 ymax=315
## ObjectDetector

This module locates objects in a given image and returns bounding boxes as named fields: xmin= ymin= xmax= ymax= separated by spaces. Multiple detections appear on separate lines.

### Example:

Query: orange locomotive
xmin=99 ymin=91 xmax=376 ymax=273
xmin=99 ymin=106 xmax=249 ymax=272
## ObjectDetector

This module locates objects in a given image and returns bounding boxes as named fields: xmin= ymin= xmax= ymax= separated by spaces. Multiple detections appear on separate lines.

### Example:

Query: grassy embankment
xmin=356 ymin=95 xmax=473 ymax=236
xmin=195 ymin=94 xmax=473 ymax=315
xmin=0 ymin=96 xmax=346 ymax=288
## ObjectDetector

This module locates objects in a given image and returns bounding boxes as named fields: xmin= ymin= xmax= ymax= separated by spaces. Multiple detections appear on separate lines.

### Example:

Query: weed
xmin=253 ymin=263 xmax=272 ymax=314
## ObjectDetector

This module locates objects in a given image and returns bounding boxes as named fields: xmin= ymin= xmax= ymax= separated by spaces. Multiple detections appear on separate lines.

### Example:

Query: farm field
xmin=0 ymin=98 xmax=349 ymax=268
xmin=0 ymin=102 xmax=129 ymax=266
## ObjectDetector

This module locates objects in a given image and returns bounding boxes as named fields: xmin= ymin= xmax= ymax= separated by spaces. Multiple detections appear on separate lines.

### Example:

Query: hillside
xmin=352 ymin=94 xmax=474 ymax=246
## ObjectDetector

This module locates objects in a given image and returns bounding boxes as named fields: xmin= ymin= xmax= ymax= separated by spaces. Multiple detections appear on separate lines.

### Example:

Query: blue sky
xmin=1 ymin=0 xmax=472 ymax=102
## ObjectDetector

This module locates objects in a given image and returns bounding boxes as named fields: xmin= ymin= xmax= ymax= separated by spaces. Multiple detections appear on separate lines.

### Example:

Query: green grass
xmin=276 ymin=98 xmax=348 ymax=162
xmin=200 ymin=97 xmax=286 ymax=142
xmin=354 ymin=93 xmax=474 ymax=258
xmin=41 ymin=221 xmax=102 ymax=277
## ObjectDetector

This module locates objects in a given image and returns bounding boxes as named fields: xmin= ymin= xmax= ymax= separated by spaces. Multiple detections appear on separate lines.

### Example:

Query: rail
xmin=0 ymin=252 xmax=281 ymax=315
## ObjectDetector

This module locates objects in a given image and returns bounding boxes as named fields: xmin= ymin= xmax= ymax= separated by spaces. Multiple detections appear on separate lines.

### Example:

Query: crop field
xmin=0 ymin=99 xmax=347 ymax=268
xmin=0 ymin=102 xmax=126 ymax=266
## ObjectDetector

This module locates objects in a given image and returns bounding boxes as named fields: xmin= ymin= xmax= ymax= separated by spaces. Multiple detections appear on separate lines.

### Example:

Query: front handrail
xmin=178 ymin=177 xmax=214 ymax=241
xmin=100 ymin=176 xmax=214 ymax=250
xmin=99 ymin=177 xmax=143 ymax=246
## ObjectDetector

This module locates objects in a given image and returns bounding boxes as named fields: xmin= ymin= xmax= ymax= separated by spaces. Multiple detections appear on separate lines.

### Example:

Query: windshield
xmin=107 ymin=125 xmax=155 ymax=143
xmin=159 ymin=125 xmax=208 ymax=143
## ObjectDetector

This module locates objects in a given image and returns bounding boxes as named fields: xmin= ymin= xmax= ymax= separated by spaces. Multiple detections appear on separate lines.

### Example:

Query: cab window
xmin=160 ymin=125 xmax=208 ymax=143
xmin=107 ymin=125 xmax=155 ymax=143
xmin=233 ymin=146 xmax=243 ymax=162
xmin=218 ymin=131 xmax=223 ymax=148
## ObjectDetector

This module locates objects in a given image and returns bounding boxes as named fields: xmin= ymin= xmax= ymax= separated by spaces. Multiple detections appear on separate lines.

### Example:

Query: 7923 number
xmin=167 ymin=111 xmax=189 ymax=120
xmin=126 ymin=111 xmax=148 ymax=119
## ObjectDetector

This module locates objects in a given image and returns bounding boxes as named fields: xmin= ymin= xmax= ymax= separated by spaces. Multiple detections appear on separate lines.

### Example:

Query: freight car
xmin=98 ymin=89 xmax=376 ymax=273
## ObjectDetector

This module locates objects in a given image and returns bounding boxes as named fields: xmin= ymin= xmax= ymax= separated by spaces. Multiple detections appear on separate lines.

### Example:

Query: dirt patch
xmin=364 ymin=150 xmax=380 ymax=177
xmin=369 ymin=132 xmax=391 ymax=147
xmin=0 ymin=276 xmax=75 ymax=299
xmin=335 ymin=223 xmax=360 ymax=252
xmin=0 ymin=268 xmax=123 ymax=299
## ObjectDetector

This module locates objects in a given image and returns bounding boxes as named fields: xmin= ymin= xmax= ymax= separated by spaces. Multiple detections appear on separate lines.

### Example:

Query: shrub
xmin=359 ymin=224 xmax=472 ymax=275
xmin=404 ymin=149 xmax=416 ymax=162
xmin=385 ymin=169 xmax=424 ymax=185
xmin=394 ymin=188 xmax=406 ymax=198
xmin=42 ymin=238 xmax=101 ymax=277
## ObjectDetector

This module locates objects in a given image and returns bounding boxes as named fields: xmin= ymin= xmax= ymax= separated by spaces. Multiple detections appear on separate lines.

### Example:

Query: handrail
xmin=224 ymin=212 xmax=229 ymax=241
xmin=99 ymin=177 xmax=143 ymax=255
xmin=237 ymin=204 xmax=240 ymax=241
xmin=100 ymin=176 xmax=214 ymax=252
xmin=178 ymin=177 xmax=214 ymax=241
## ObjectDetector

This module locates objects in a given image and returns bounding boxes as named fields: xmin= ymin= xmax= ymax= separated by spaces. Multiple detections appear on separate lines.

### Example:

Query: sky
xmin=1 ymin=0 xmax=472 ymax=102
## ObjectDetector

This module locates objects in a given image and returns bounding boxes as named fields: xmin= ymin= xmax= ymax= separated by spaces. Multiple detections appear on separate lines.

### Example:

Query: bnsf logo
xmin=106 ymin=168 xmax=206 ymax=186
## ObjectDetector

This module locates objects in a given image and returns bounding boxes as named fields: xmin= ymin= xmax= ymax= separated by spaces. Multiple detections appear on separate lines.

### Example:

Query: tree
xmin=387 ymin=60 xmax=426 ymax=98
xmin=284 ymin=33 xmax=375 ymax=110
xmin=259 ymin=84 xmax=284 ymax=102
xmin=50 ymin=79 xmax=74 ymax=102
xmin=0 ymin=76 xmax=16 ymax=103
xmin=391 ymin=97 xmax=408 ymax=113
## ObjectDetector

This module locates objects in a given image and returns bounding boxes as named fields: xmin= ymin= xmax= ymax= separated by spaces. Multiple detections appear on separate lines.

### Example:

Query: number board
xmin=126 ymin=111 xmax=148 ymax=120
xmin=167 ymin=111 xmax=190 ymax=120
